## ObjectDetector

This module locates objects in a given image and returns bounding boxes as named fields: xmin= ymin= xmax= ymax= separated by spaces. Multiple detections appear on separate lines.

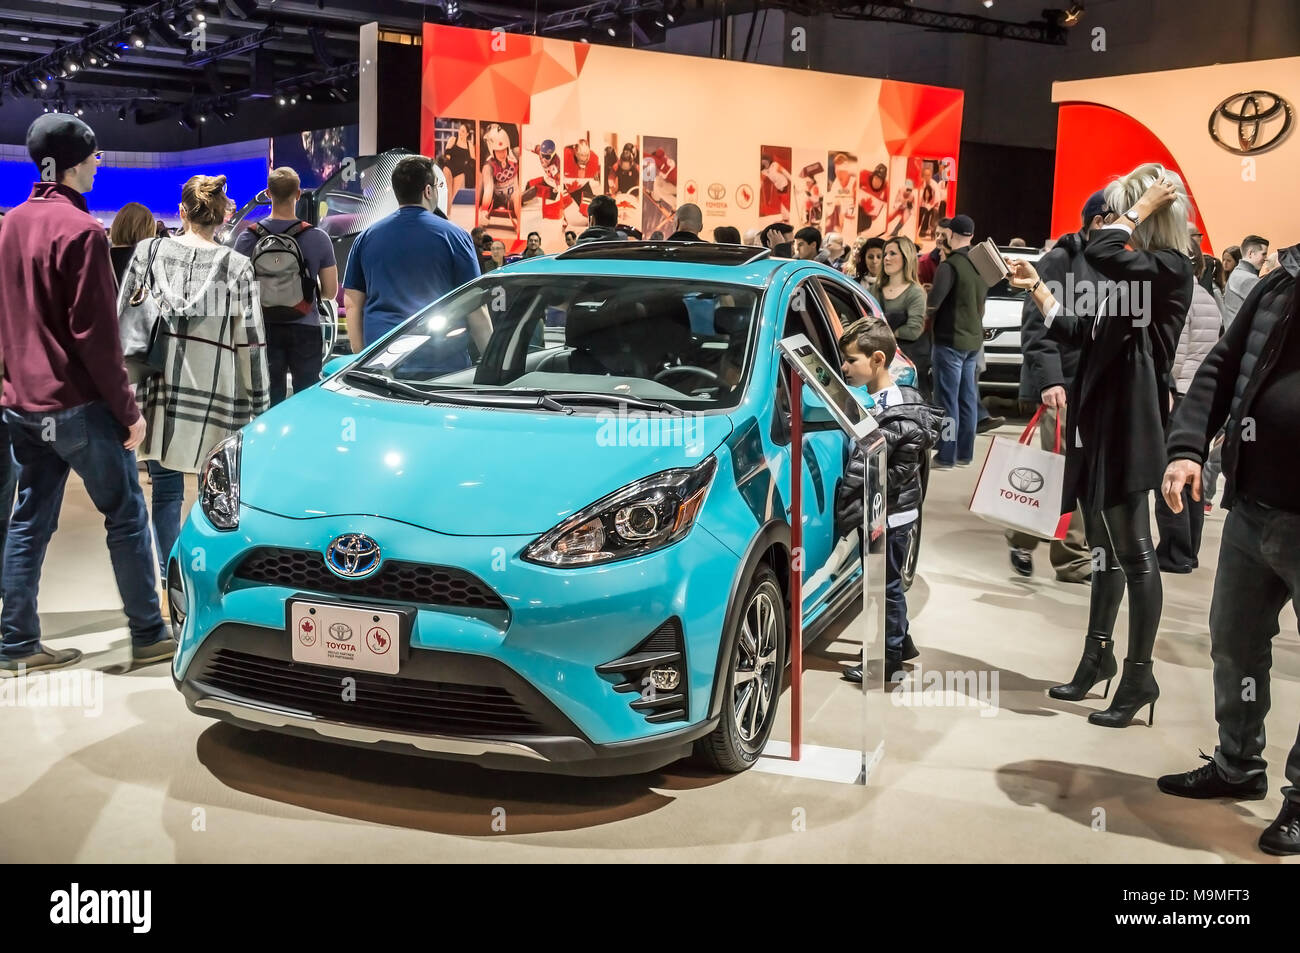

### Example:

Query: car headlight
xmin=523 ymin=457 xmax=717 ymax=567
xmin=199 ymin=433 xmax=241 ymax=530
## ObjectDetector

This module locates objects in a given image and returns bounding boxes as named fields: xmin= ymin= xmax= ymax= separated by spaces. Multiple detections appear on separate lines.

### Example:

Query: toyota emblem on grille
xmin=1008 ymin=467 xmax=1045 ymax=493
xmin=326 ymin=534 xmax=381 ymax=578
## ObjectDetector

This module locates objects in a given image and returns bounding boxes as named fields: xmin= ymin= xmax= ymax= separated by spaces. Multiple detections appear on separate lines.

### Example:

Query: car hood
xmin=238 ymin=384 xmax=734 ymax=536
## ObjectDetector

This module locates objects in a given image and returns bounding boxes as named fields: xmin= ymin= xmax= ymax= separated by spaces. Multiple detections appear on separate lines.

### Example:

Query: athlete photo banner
xmin=419 ymin=24 xmax=963 ymax=253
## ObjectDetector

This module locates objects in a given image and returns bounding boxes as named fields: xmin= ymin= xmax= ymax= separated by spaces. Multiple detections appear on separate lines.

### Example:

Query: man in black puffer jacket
xmin=1156 ymin=243 xmax=1300 ymax=857
xmin=836 ymin=318 xmax=942 ymax=682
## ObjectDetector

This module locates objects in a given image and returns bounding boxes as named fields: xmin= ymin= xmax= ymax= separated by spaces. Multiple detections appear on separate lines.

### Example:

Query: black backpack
xmin=249 ymin=221 xmax=317 ymax=323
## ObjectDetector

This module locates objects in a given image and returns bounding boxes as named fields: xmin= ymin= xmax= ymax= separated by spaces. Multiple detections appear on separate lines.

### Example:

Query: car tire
xmin=696 ymin=564 xmax=787 ymax=773
xmin=166 ymin=558 xmax=186 ymax=642
xmin=901 ymin=509 xmax=921 ymax=592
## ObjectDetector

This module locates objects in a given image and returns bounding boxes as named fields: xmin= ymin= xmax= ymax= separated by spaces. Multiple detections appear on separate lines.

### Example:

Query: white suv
xmin=980 ymin=247 xmax=1042 ymax=395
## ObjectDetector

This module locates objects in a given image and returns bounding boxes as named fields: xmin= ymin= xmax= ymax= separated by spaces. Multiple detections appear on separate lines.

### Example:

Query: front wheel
xmin=697 ymin=564 xmax=787 ymax=773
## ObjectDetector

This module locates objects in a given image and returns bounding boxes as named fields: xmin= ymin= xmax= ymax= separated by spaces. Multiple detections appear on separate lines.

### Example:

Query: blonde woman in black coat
xmin=1008 ymin=164 xmax=1194 ymax=728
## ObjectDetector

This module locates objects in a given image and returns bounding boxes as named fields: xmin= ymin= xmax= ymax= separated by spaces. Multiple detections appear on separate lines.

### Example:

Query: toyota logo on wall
xmin=1209 ymin=90 xmax=1293 ymax=155
xmin=708 ymin=182 xmax=726 ymax=200
xmin=1008 ymin=467 xmax=1045 ymax=494
xmin=325 ymin=533 xmax=381 ymax=578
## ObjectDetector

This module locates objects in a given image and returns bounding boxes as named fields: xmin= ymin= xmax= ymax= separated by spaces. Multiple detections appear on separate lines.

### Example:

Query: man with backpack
xmin=234 ymin=167 xmax=337 ymax=405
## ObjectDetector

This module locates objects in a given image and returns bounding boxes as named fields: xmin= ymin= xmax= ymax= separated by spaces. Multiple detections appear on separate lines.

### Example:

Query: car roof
xmin=486 ymin=242 xmax=836 ymax=289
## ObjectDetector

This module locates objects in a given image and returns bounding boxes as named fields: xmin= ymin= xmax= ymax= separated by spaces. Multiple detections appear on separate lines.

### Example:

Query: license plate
xmin=289 ymin=601 xmax=403 ymax=675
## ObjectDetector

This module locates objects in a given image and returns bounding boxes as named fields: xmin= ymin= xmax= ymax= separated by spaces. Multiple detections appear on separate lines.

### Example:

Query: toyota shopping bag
xmin=968 ymin=407 xmax=1071 ymax=540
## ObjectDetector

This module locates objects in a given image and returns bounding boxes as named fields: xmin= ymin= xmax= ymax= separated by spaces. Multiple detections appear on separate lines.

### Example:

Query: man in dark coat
xmin=1157 ymin=243 xmax=1300 ymax=857
xmin=0 ymin=114 xmax=172 ymax=675
xmin=574 ymin=195 xmax=626 ymax=244
xmin=1005 ymin=192 xmax=1111 ymax=584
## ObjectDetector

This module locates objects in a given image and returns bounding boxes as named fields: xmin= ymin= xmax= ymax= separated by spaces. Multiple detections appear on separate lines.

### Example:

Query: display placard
xmin=776 ymin=334 xmax=880 ymax=443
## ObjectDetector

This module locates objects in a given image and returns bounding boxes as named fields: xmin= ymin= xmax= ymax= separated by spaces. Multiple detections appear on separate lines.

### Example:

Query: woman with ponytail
xmin=117 ymin=174 xmax=269 ymax=580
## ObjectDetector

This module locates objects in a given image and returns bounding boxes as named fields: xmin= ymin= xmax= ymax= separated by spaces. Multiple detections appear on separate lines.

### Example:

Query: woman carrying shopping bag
xmin=117 ymin=174 xmax=269 ymax=579
xmin=1006 ymin=164 xmax=1193 ymax=728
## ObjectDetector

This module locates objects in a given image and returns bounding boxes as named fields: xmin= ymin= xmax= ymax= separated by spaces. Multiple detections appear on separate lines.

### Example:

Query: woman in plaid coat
xmin=116 ymin=174 xmax=268 ymax=578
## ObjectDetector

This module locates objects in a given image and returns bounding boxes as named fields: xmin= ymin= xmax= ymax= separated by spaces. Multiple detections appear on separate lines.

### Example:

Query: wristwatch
xmin=1123 ymin=209 xmax=1141 ymax=225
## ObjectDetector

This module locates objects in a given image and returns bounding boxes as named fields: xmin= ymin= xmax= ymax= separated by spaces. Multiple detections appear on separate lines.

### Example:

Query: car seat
xmin=553 ymin=297 xmax=693 ymax=380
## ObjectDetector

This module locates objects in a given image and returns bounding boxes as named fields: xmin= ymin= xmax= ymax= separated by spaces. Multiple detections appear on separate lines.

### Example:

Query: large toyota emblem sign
xmin=1008 ymin=467 xmax=1045 ymax=494
xmin=1209 ymin=90 xmax=1293 ymax=155
xmin=325 ymin=533 xmax=381 ymax=578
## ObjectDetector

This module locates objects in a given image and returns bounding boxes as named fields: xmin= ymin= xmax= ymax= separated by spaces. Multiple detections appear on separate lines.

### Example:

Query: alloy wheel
xmin=732 ymin=587 xmax=779 ymax=744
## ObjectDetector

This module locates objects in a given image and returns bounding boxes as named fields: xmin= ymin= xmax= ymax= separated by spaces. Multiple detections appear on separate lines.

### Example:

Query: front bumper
xmin=171 ymin=503 xmax=737 ymax=773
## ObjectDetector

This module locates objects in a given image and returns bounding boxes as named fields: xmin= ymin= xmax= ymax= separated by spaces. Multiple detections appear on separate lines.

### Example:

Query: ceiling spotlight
xmin=129 ymin=31 xmax=146 ymax=48
xmin=289 ymin=94 xmax=298 ymax=105
xmin=87 ymin=50 xmax=101 ymax=66
xmin=607 ymin=25 xmax=617 ymax=37
xmin=118 ymin=106 xmax=127 ymax=121
xmin=1061 ymin=2 xmax=1085 ymax=26
xmin=276 ymin=93 xmax=287 ymax=106
xmin=63 ymin=57 xmax=79 ymax=73
xmin=75 ymin=106 xmax=84 ymax=116
xmin=19 ymin=35 xmax=29 ymax=42
xmin=36 ymin=77 xmax=49 ymax=91
xmin=983 ymin=0 xmax=993 ymax=7
xmin=42 ymin=104 xmax=51 ymax=112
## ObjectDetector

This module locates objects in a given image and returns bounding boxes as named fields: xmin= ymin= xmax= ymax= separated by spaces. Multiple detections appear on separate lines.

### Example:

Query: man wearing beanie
xmin=1004 ymin=190 xmax=1115 ymax=584
xmin=0 ymin=114 xmax=172 ymax=676
xmin=926 ymin=213 xmax=987 ymax=467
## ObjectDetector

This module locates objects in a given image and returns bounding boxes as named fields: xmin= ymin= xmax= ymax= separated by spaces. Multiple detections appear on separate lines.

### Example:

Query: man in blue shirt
xmin=343 ymin=155 xmax=482 ymax=363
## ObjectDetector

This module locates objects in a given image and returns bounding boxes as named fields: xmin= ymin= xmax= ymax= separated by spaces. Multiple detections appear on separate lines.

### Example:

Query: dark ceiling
xmin=0 ymin=0 xmax=685 ymax=125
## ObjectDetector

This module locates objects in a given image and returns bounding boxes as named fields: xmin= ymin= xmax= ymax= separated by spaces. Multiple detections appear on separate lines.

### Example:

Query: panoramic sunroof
xmin=555 ymin=242 xmax=773 ymax=266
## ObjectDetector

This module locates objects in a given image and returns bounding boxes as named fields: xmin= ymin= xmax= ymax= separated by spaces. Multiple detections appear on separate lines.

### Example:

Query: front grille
xmin=201 ymin=648 xmax=546 ymax=736
xmin=233 ymin=547 xmax=507 ymax=611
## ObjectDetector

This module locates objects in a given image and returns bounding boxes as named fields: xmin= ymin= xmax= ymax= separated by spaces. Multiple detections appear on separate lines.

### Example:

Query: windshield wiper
xmin=547 ymin=392 xmax=684 ymax=415
xmin=422 ymin=387 xmax=576 ymax=414
xmin=342 ymin=369 xmax=436 ymax=403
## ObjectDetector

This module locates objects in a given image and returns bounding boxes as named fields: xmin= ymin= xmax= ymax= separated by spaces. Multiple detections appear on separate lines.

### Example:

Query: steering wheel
xmin=654 ymin=365 xmax=721 ymax=388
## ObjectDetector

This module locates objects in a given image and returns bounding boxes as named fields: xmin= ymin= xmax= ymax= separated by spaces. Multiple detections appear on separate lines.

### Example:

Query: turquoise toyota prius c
xmin=169 ymin=242 xmax=898 ymax=776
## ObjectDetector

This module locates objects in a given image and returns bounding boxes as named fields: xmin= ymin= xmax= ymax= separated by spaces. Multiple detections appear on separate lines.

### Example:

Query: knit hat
xmin=27 ymin=113 xmax=97 ymax=176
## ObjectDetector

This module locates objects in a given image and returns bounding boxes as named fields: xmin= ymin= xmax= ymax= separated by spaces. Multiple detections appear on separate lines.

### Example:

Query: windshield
xmin=356 ymin=275 xmax=760 ymax=410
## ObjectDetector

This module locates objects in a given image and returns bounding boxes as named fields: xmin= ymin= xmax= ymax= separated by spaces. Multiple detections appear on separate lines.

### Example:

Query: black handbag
xmin=120 ymin=238 xmax=168 ymax=382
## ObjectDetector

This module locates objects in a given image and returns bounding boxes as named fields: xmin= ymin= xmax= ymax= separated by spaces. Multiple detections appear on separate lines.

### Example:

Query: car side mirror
xmin=321 ymin=352 xmax=359 ymax=379
xmin=800 ymin=386 xmax=837 ymax=425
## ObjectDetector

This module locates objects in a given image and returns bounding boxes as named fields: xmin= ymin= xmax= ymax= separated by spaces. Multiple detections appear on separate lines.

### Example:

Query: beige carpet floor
xmin=2 ymin=428 xmax=1297 ymax=863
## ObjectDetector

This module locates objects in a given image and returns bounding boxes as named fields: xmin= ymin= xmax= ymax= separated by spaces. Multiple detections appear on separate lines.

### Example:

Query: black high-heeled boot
xmin=1047 ymin=635 xmax=1117 ymax=701
xmin=1088 ymin=659 xmax=1159 ymax=728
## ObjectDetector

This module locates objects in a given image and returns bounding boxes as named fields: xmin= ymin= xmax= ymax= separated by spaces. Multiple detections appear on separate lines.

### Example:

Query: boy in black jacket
xmin=838 ymin=318 xmax=941 ymax=681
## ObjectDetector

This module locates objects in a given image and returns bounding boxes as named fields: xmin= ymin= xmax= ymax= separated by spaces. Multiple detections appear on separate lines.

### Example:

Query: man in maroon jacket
xmin=0 ymin=114 xmax=173 ymax=675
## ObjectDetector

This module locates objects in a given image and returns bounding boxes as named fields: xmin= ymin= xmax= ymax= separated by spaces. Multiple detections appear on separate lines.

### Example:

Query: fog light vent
xmin=595 ymin=617 xmax=688 ymax=724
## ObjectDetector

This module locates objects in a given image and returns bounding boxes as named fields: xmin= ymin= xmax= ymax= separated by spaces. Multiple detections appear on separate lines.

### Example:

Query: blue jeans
xmin=932 ymin=343 xmax=979 ymax=465
xmin=1 ymin=403 xmax=166 ymax=658
xmin=0 ymin=419 xmax=17 ymax=591
xmin=146 ymin=460 xmax=185 ymax=579
xmin=885 ymin=519 xmax=912 ymax=657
